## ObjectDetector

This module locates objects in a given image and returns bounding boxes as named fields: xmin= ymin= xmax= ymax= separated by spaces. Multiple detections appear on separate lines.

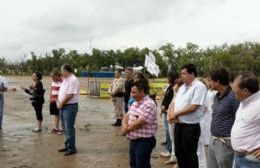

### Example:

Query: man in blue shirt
xmin=207 ymin=68 xmax=240 ymax=168
xmin=0 ymin=75 xmax=8 ymax=129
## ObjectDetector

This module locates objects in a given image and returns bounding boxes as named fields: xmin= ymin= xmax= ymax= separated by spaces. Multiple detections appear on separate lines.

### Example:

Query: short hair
xmin=168 ymin=71 xmax=179 ymax=85
xmin=115 ymin=70 xmax=122 ymax=74
xmin=125 ymin=67 xmax=133 ymax=72
xmin=134 ymin=72 xmax=147 ymax=81
xmin=181 ymin=64 xmax=197 ymax=77
xmin=132 ymin=80 xmax=150 ymax=94
xmin=209 ymin=68 xmax=230 ymax=85
xmin=34 ymin=72 xmax=42 ymax=80
xmin=237 ymin=73 xmax=259 ymax=94
xmin=51 ymin=68 xmax=61 ymax=76
xmin=134 ymin=72 xmax=150 ymax=94
xmin=62 ymin=64 xmax=73 ymax=73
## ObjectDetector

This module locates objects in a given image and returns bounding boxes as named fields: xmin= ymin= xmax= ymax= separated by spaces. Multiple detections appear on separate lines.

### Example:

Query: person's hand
xmin=166 ymin=113 xmax=171 ymax=123
xmin=161 ymin=106 xmax=166 ymax=112
xmin=56 ymin=102 xmax=63 ymax=110
xmin=169 ymin=112 xmax=179 ymax=124
xmin=50 ymin=98 xmax=56 ymax=103
xmin=29 ymin=85 xmax=34 ymax=90
xmin=121 ymin=125 xmax=128 ymax=135
xmin=160 ymin=106 xmax=166 ymax=118
xmin=252 ymin=148 xmax=260 ymax=158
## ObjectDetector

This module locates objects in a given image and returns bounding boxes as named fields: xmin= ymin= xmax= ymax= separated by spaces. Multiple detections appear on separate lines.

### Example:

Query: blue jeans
xmin=130 ymin=136 xmax=156 ymax=168
xmin=234 ymin=153 xmax=260 ymax=168
xmin=60 ymin=104 xmax=78 ymax=152
xmin=0 ymin=94 xmax=4 ymax=128
xmin=163 ymin=113 xmax=172 ymax=153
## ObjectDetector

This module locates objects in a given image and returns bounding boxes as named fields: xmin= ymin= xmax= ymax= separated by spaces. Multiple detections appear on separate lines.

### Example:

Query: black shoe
xmin=160 ymin=141 xmax=167 ymax=146
xmin=112 ymin=119 xmax=122 ymax=126
xmin=58 ymin=148 xmax=67 ymax=152
xmin=64 ymin=151 xmax=77 ymax=156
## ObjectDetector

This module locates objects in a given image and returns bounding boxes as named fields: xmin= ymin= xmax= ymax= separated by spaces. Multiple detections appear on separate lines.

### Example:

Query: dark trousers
xmin=124 ymin=101 xmax=128 ymax=113
xmin=130 ymin=136 xmax=156 ymax=168
xmin=174 ymin=123 xmax=200 ymax=168
xmin=32 ymin=102 xmax=43 ymax=121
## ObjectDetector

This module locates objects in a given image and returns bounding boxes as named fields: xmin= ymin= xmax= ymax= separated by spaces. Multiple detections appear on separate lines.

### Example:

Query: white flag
xmin=144 ymin=52 xmax=160 ymax=77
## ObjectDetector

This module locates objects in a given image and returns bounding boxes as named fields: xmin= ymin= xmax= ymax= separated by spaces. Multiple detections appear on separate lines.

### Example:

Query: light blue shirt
xmin=0 ymin=76 xmax=8 ymax=93
xmin=174 ymin=79 xmax=207 ymax=124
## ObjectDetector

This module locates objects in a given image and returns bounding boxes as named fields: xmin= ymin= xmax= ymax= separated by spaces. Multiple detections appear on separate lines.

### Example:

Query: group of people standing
xmin=110 ymin=64 xmax=260 ymax=168
xmin=25 ymin=64 xmax=80 ymax=156
xmin=1 ymin=64 xmax=80 ymax=156
xmin=0 ymin=63 xmax=259 ymax=167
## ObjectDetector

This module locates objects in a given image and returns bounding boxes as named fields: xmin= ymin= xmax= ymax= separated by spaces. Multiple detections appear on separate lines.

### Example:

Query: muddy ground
xmin=0 ymin=76 xmax=173 ymax=168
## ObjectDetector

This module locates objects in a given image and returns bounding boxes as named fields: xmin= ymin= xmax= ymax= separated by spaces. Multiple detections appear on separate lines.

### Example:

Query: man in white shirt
xmin=169 ymin=64 xmax=207 ymax=168
xmin=57 ymin=64 xmax=80 ymax=156
xmin=0 ymin=75 xmax=8 ymax=129
xmin=231 ymin=73 xmax=260 ymax=167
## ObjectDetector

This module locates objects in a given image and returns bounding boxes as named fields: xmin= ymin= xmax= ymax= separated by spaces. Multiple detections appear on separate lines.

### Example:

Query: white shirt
xmin=199 ymin=90 xmax=217 ymax=145
xmin=58 ymin=74 xmax=80 ymax=104
xmin=0 ymin=76 xmax=8 ymax=93
xmin=174 ymin=79 xmax=207 ymax=124
xmin=231 ymin=91 xmax=260 ymax=152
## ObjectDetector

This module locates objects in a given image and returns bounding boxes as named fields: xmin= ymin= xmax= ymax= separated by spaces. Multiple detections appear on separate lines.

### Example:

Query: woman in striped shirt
xmin=50 ymin=69 xmax=62 ymax=133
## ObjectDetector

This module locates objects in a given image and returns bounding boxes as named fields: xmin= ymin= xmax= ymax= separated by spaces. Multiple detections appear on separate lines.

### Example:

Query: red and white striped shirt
xmin=50 ymin=81 xmax=62 ymax=102
xmin=127 ymin=95 xmax=157 ymax=140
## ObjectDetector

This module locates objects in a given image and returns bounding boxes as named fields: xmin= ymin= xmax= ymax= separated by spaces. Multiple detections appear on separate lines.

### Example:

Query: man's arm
xmin=169 ymin=104 xmax=200 ymax=122
xmin=175 ymin=104 xmax=200 ymax=116
xmin=57 ymin=94 xmax=74 ymax=109
xmin=121 ymin=114 xmax=146 ymax=134
xmin=121 ymin=114 xmax=129 ymax=134
xmin=167 ymin=100 xmax=176 ymax=122
xmin=126 ymin=118 xmax=146 ymax=132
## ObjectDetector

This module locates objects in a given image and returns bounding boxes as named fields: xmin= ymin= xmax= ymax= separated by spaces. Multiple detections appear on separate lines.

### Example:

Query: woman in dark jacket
xmin=22 ymin=72 xmax=45 ymax=132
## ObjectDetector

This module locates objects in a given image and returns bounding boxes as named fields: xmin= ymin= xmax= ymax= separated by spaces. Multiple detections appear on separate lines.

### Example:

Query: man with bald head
xmin=231 ymin=73 xmax=260 ymax=167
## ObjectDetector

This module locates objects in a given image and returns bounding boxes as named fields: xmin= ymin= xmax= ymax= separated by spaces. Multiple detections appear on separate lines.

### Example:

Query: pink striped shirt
xmin=51 ymin=81 xmax=62 ymax=102
xmin=127 ymin=95 xmax=157 ymax=140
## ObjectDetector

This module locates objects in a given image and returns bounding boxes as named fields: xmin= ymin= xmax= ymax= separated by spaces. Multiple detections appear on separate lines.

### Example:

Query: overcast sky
xmin=1 ymin=0 xmax=260 ymax=60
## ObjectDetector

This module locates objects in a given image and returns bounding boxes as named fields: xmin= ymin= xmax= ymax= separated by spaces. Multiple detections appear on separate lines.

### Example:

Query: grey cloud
xmin=23 ymin=0 xmax=175 ymax=41
xmin=1 ymin=0 xmax=260 ymax=60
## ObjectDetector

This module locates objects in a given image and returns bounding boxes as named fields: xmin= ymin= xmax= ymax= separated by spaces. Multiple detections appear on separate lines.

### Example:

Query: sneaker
xmin=160 ymin=151 xmax=171 ymax=158
xmin=32 ymin=128 xmax=42 ymax=132
xmin=57 ymin=130 xmax=63 ymax=135
xmin=164 ymin=157 xmax=177 ymax=164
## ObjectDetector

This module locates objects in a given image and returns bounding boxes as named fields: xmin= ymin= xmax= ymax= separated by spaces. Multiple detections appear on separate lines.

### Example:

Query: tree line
xmin=1 ymin=42 xmax=260 ymax=77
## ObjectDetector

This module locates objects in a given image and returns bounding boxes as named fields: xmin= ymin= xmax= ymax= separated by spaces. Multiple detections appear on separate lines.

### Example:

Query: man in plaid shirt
xmin=122 ymin=80 xmax=157 ymax=168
